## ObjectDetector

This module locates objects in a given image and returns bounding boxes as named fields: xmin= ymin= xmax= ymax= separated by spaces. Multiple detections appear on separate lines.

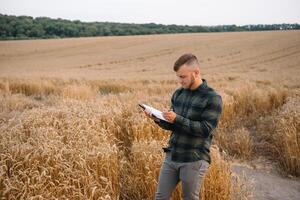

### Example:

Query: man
xmin=144 ymin=53 xmax=223 ymax=200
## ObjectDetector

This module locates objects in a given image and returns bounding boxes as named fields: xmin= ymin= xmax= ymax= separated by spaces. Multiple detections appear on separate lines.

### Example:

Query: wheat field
xmin=0 ymin=30 xmax=299 ymax=199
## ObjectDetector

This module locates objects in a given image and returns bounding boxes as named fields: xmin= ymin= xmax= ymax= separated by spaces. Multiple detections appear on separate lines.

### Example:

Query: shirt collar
xmin=191 ymin=79 xmax=207 ymax=92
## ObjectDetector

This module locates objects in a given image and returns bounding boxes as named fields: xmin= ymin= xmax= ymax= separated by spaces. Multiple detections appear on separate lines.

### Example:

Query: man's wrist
xmin=174 ymin=114 xmax=183 ymax=125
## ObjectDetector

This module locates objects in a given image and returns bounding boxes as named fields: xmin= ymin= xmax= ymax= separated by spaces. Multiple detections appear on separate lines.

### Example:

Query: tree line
xmin=0 ymin=14 xmax=299 ymax=40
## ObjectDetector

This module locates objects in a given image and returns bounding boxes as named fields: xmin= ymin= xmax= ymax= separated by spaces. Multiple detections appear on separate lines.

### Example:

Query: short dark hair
xmin=173 ymin=53 xmax=199 ymax=71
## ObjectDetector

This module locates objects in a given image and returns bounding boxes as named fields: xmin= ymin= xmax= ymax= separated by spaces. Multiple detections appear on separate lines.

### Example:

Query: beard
xmin=187 ymin=75 xmax=195 ymax=89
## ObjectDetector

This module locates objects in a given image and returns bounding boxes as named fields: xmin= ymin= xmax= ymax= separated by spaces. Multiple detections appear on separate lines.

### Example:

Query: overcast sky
xmin=0 ymin=0 xmax=299 ymax=26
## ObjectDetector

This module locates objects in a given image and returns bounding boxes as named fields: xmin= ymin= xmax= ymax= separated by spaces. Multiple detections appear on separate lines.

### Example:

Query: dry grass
xmin=0 ymin=102 xmax=121 ymax=199
xmin=0 ymin=77 xmax=296 ymax=199
xmin=120 ymin=140 xmax=164 ymax=200
xmin=6 ymin=79 xmax=61 ymax=97
xmin=214 ymin=84 xmax=287 ymax=161
xmin=62 ymin=84 xmax=96 ymax=100
xmin=0 ymin=78 xmax=258 ymax=199
xmin=219 ymin=84 xmax=287 ymax=128
xmin=215 ymin=127 xmax=253 ymax=160
xmin=201 ymin=147 xmax=253 ymax=200
xmin=256 ymin=95 xmax=300 ymax=176
xmin=0 ymin=93 xmax=39 ymax=113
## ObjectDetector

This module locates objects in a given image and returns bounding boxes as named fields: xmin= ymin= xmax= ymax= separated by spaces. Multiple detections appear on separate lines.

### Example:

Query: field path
xmin=232 ymin=162 xmax=300 ymax=200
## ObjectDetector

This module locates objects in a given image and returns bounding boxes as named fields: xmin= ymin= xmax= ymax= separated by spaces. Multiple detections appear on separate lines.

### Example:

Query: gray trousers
xmin=155 ymin=152 xmax=209 ymax=200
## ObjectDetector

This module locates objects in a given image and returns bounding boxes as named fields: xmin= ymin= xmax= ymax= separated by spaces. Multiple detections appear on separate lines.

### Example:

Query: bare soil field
xmin=0 ymin=31 xmax=299 ymax=200
xmin=0 ymin=31 xmax=299 ymax=84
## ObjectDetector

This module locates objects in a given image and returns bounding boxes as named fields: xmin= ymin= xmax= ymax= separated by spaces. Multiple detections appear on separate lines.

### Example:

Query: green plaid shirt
xmin=155 ymin=79 xmax=222 ymax=163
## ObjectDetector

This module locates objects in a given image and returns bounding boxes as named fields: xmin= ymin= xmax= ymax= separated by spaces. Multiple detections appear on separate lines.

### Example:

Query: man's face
xmin=176 ymin=64 xmax=197 ymax=89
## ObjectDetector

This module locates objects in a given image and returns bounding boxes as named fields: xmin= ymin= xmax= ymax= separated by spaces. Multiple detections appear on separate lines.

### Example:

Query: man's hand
xmin=144 ymin=108 xmax=160 ymax=122
xmin=162 ymin=110 xmax=176 ymax=123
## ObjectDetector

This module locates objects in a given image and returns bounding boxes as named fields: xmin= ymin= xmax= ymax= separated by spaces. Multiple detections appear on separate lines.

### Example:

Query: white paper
xmin=141 ymin=104 xmax=168 ymax=122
